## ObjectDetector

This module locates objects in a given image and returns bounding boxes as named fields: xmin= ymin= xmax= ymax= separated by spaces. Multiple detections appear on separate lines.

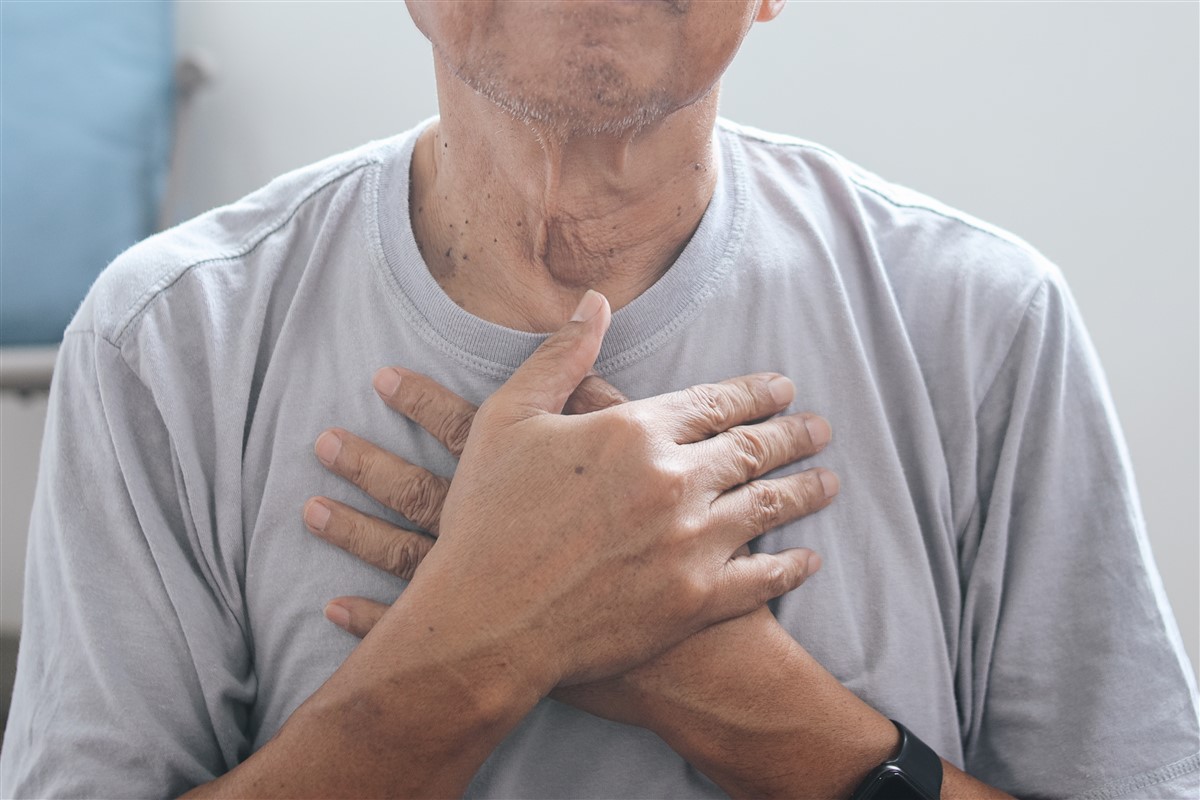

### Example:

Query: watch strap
xmin=849 ymin=720 xmax=943 ymax=800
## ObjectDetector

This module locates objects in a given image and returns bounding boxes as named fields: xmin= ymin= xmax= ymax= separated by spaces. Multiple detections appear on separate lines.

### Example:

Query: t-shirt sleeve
xmin=0 ymin=331 xmax=255 ymax=797
xmin=956 ymin=274 xmax=1200 ymax=799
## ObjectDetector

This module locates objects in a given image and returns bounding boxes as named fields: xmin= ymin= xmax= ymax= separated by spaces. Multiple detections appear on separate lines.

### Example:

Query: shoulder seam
xmin=108 ymin=157 xmax=381 ymax=347
xmin=720 ymin=120 xmax=1041 ymax=254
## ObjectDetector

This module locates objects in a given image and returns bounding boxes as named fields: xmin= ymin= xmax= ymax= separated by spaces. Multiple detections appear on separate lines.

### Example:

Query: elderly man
xmin=3 ymin=1 xmax=1197 ymax=798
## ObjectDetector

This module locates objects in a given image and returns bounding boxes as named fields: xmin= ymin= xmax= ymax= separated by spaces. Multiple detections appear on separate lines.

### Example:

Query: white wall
xmin=2 ymin=2 xmax=1195 ymax=678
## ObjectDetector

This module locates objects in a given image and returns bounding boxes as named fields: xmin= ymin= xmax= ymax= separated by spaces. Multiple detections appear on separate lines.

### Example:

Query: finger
xmin=325 ymin=596 xmax=389 ymax=639
xmin=304 ymin=497 xmax=435 ymax=580
xmin=485 ymin=290 xmax=612 ymax=419
xmin=642 ymin=373 xmax=796 ymax=444
xmin=372 ymin=368 xmax=478 ymax=458
xmin=315 ymin=429 xmax=449 ymax=535
xmin=712 ymin=468 xmax=839 ymax=546
xmin=712 ymin=548 xmax=821 ymax=621
xmin=564 ymin=375 xmax=629 ymax=415
xmin=700 ymin=412 xmax=832 ymax=488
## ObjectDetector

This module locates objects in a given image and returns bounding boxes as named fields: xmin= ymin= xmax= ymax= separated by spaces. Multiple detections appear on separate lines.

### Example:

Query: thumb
xmin=488 ymin=290 xmax=612 ymax=418
xmin=714 ymin=548 xmax=820 ymax=622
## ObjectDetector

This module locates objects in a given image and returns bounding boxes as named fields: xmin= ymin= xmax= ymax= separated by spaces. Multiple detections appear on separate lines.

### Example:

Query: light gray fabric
xmin=2 ymin=119 xmax=1197 ymax=799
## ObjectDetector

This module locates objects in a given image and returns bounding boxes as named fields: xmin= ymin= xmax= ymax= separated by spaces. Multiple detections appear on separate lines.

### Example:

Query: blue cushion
xmin=1 ymin=2 xmax=174 ymax=345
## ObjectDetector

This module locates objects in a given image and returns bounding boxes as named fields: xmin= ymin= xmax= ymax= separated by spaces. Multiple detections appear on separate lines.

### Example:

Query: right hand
xmin=325 ymin=290 xmax=834 ymax=690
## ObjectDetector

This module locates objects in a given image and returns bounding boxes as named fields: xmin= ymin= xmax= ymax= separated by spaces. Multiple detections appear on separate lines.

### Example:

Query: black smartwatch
xmin=849 ymin=720 xmax=943 ymax=800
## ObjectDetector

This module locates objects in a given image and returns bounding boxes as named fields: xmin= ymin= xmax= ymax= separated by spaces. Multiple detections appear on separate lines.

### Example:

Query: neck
xmin=409 ymin=56 xmax=719 ymax=333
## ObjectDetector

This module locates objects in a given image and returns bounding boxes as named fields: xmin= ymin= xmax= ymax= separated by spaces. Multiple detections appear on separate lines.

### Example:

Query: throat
xmin=407 ymin=124 xmax=715 ymax=333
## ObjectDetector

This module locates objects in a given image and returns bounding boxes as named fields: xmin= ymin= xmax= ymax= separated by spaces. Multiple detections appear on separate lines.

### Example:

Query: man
xmin=3 ymin=1 xmax=1197 ymax=797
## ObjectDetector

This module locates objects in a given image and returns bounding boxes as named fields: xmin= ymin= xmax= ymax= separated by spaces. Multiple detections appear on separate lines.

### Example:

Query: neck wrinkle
xmin=410 ymin=55 xmax=720 ymax=332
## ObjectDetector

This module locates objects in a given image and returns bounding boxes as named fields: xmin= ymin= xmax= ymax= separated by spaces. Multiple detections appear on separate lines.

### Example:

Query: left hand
xmin=306 ymin=371 xmax=1015 ymax=800
xmin=304 ymin=367 xmax=834 ymax=730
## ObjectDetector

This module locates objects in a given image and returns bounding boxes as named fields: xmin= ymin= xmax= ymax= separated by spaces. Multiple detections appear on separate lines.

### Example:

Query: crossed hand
xmin=302 ymin=292 xmax=837 ymax=720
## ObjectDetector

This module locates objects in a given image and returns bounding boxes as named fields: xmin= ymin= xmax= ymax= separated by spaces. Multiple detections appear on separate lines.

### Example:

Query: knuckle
xmin=437 ymin=411 xmax=474 ymax=456
xmin=685 ymin=385 xmax=736 ymax=429
xmin=392 ymin=472 xmax=444 ymax=529
xmin=670 ymin=514 xmax=705 ymax=546
xmin=621 ymin=405 xmax=657 ymax=438
xmin=649 ymin=457 xmax=690 ymax=505
xmin=382 ymin=535 xmax=427 ymax=580
xmin=761 ymin=561 xmax=791 ymax=601
xmin=728 ymin=427 xmax=770 ymax=472
xmin=745 ymin=481 xmax=785 ymax=531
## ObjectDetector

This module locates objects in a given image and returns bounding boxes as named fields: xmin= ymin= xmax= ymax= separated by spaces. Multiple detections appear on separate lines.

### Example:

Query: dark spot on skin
xmin=445 ymin=248 xmax=453 ymax=259
xmin=694 ymin=163 xmax=701 ymax=170
xmin=443 ymin=142 xmax=448 ymax=148
xmin=516 ymin=220 xmax=522 ymax=227
xmin=464 ymin=219 xmax=469 ymax=225
xmin=428 ymin=626 xmax=435 ymax=632
xmin=677 ymin=205 xmax=682 ymax=217
xmin=493 ymin=238 xmax=498 ymax=243
xmin=462 ymin=253 xmax=469 ymax=261
xmin=487 ymin=193 xmax=491 ymax=199
xmin=608 ymin=248 xmax=614 ymax=256
xmin=575 ymin=466 xmax=585 ymax=475
xmin=449 ymin=223 xmax=454 ymax=229
xmin=418 ymin=205 xmax=423 ymax=214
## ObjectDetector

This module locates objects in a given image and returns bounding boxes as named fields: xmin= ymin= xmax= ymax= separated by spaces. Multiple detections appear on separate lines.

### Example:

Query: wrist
xmin=648 ymin=633 xmax=899 ymax=798
xmin=380 ymin=578 xmax=558 ymax=716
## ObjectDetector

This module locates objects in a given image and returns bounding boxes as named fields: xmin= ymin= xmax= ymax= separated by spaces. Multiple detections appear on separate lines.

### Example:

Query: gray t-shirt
xmin=3 ymin=119 xmax=1197 ymax=799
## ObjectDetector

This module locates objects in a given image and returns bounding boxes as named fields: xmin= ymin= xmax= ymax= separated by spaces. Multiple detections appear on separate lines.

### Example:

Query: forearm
xmin=640 ymin=622 xmax=1010 ymax=799
xmin=184 ymin=594 xmax=546 ymax=798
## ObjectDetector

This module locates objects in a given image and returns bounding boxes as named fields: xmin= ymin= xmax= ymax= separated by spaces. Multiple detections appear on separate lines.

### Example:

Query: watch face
xmin=859 ymin=767 xmax=934 ymax=800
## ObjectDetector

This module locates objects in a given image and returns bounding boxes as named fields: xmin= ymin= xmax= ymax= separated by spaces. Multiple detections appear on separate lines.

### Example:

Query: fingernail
xmin=767 ymin=375 xmax=794 ymax=406
xmin=304 ymin=499 xmax=331 ymax=533
xmin=373 ymin=368 xmax=402 ymax=398
xmin=804 ymin=416 xmax=831 ymax=448
xmin=807 ymin=552 xmax=823 ymax=575
xmin=324 ymin=602 xmax=350 ymax=629
xmin=819 ymin=469 xmax=840 ymax=499
xmin=315 ymin=431 xmax=342 ymax=466
xmin=570 ymin=289 xmax=604 ymax=322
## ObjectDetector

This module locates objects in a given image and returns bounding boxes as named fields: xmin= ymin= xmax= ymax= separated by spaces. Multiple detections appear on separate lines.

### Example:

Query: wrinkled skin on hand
xmin=306 ymin=293 xmax=836 ymax=699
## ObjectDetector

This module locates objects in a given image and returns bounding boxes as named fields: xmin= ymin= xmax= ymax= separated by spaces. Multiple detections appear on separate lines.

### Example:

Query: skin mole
xmin=574 ymin=466 xmax=585 ymax=475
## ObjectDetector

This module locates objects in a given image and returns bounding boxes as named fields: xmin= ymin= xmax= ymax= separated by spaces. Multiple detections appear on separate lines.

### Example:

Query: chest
xmin=236 ymin=305 xmax=968 ymax=777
